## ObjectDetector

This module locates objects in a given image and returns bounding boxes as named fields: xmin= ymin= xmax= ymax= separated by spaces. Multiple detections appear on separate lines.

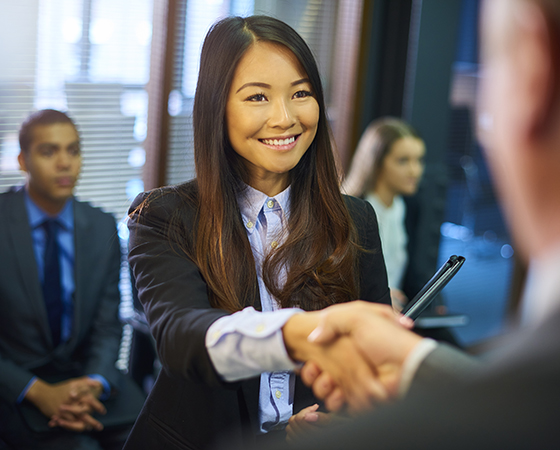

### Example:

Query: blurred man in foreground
xmin=270 ymin=0 xmax=560 ymax=448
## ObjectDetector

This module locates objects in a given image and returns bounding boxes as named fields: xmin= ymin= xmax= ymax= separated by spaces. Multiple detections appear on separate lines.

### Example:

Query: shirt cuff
xmin=397 ymin=338 xmax=438 ymax=398
xmin=206 ymin=306 xmax=304 ymax=382
xmin=17 ymin=376 xmax=38 ymax=403
xmin=87 ymin=374 xmax=111 ymax=400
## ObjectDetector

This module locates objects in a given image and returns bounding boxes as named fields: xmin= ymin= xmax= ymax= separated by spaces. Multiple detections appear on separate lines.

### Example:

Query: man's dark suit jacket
xmin=260 ymin=303 xmax=560 ymax=449
xmin=0 ymin=187 xmax=144 ymax=442
xmin=123 ymin=182 xmax=391 ymax=450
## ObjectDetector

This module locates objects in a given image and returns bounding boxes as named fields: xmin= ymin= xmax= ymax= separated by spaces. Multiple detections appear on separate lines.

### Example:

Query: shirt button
xmin=271 ymin=241 xmax=278 ymax=249
xmin=255 ymin=324 xmax=265 ymax=333
xmin=267 ymin=200 xmax=274 ymax=209
xmin=275 ymin=390 xmax=282 ymax=399
xmin=247 ymin=221 xmax=254 ymax=229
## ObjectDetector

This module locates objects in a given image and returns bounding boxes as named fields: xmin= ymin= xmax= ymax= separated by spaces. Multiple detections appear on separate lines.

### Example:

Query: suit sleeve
xmin=409 ymin=343 xmax=480 ymax=395
xmin=0 ymin=342 xmax=37 ymax=404
xmin=127 ymin=190 xmax=230 ymax=386
xmin=81 ymin=214 xmax=125 ymax=390
xmin=346 ymin=195 xmax=391 ymax=305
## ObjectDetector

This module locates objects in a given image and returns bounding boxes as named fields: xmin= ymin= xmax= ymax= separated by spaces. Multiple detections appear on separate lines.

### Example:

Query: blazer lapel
xmin=7 ymin=190 xmax=52 ymax=340
xmin=71 ymin=199 xmax=90 ymax=343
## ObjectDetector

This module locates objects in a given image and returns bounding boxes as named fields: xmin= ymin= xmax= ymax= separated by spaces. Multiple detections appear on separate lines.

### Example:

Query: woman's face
xmin=226 ymin=41 xmax=320 ymax=196
xmin=376 ymin=136 xmax=426 ymax=196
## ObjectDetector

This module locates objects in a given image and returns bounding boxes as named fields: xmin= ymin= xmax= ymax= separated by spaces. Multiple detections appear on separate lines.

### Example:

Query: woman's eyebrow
xmin=235 ymin=78 xmax=310 ymax=94
xmin=236 ymin=82 xmax=270 ymax=94
xmin=291 ymin=78 xmax=310 ymax=87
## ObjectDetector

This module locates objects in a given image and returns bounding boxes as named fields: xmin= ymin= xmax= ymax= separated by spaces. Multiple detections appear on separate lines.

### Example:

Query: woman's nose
xmin=268 ymin=98 xmax=296 ymax=129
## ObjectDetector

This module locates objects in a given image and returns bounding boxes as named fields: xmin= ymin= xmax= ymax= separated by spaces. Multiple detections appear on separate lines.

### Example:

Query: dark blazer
xmin=123 ymin=182 xmax=391 ymax=450
xmin=261 ymin=305 xmax=560 ymax=450
xmin=0 ymin=187 xmax=144 ymax=441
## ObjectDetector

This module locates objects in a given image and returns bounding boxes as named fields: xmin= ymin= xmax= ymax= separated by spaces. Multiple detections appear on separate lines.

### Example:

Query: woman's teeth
xmin=261 ymin=136 xmax=296 ymax=146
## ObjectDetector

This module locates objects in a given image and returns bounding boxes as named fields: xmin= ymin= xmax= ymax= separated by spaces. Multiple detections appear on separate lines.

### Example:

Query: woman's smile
xmin=259 ymin=134 xmax=300 ymax=150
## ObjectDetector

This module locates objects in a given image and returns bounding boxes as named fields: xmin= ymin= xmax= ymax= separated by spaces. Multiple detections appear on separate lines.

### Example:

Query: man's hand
xmin=285 ymin=301 xmax=422 ymax=412
xmin=283 ymin=310 xmax=391 ymax=412
xmin=25 ymin=376 xmax=106 ymax=432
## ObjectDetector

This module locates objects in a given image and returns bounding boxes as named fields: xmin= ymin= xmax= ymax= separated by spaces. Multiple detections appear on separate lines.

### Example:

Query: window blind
xmin=0 ymin=0 xmax=153 ymax=224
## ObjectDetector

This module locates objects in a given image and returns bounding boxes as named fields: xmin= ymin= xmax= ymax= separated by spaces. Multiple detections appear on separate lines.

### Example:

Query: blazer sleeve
xmin=80 ymin=212 xmax=125 ymax=389
xmin=127 ymin=190 xmax=231 ymax=387
xmin=408 ymin=343 xmax=480 ymax=396
xmin=345 ymin=195 xmax=391 ymax=305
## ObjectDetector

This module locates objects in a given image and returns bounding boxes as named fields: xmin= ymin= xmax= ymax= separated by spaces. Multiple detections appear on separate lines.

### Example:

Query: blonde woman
xmin=343 ymin=117 xmax=425 ymax=310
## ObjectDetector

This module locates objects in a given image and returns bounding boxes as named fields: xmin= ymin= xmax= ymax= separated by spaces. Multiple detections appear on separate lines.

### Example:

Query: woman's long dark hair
xmin=174 ymin=15 xmax=360 ymax=312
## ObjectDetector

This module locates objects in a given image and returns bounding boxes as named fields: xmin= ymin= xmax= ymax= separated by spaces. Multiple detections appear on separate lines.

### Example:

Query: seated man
xmin=0 ymin=109 xmax=144 ymax=450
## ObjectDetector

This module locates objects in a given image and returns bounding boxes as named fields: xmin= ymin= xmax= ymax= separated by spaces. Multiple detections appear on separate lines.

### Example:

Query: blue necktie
xmin=42 ymin=219 xmax=63 ymax=346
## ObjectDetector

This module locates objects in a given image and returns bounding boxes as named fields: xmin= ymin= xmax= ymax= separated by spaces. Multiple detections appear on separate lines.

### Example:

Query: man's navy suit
xmin=0 ymin=187 xmax=144 ymax=445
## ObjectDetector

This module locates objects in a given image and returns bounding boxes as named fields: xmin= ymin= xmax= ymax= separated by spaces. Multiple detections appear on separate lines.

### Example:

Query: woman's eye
xmin=247 ymin=93 xmax=267 ymax=102
xmin=293 ymin=90 xmax=313 ymax=99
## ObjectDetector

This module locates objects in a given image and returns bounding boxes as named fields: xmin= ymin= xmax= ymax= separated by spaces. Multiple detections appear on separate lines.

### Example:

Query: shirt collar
xmin=24 ymin=189 xmax=74 ymax=232
xmin=519 ymin=242 xmax=560 ymax=327
xmin=237 ymin=184 xmax=291 ymax=234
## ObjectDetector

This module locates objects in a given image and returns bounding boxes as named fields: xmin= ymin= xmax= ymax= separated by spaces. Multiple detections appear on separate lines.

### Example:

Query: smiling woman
xmin=226 ymin=41 xmax=319 ymax=196
xmin=123 ymin=15 xmax=391 ymax=450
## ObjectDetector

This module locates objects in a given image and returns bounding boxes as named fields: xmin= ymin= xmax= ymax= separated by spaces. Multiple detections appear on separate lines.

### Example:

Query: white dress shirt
xmin=519 ymin=243 xmax=560 ymax=328
xmin=206 ymin=185 xmax=302 ymax=433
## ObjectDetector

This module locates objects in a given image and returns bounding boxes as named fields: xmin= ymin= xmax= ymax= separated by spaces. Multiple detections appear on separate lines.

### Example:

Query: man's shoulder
xmin=0 ymin=185 xmax=24 ymax=199
xmin=74 ymin=197 xmax=112 ymax=215
xmin=0 ymin=186 xmax=24 ymax=214
xmin=73 ymin=198 xmax=117 ymax=231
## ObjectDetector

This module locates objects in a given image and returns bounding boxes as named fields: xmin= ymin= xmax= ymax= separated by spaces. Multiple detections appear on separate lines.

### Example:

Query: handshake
xmin=282 ymin=301 xmax=424 ymax=412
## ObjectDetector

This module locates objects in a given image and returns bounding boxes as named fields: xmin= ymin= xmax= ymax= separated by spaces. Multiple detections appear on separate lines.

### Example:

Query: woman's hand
xmin=390 ymin=288 xmax=408 ymax=312
xmin=286 ymin=404 xmax=348 ymax=445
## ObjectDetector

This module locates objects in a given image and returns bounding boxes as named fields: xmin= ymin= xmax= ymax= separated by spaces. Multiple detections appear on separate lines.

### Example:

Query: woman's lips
xmin=259 ymin=134 xmax=300 ymax=150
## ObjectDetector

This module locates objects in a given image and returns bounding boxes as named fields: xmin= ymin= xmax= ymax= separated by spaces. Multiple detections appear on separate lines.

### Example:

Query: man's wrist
xmin=398 ymin=338 xmax=438 ymax=397
xmin=24 ymin=378 xmax=48 ymax=403
xmin=87 ymin=375 xmax=110 ymax=399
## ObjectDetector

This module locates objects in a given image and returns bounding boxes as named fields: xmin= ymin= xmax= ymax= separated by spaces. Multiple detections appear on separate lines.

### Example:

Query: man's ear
xmin=17 ymin=152 xmax=27 ymax=172
xmin=513 ymin=1 xmax=558 ymax=140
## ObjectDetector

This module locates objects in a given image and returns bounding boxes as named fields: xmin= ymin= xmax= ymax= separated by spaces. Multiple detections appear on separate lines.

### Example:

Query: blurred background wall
xmin=0 ymin=0 xmax=518 ymax=353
